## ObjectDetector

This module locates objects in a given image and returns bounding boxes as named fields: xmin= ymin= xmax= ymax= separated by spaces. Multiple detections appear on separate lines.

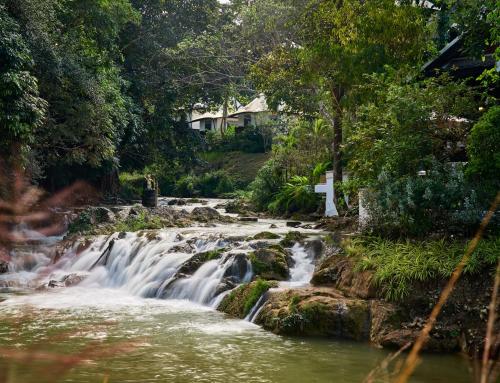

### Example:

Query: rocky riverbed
xmin=0 ymin=197 xmax=494 ymax=382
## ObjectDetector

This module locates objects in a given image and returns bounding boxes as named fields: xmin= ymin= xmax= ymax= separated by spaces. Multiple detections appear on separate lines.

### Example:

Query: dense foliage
xmin=0 ymin=0 xmax=497 ymax=238
xmin=345 ymin=236 xmax=500 ymax=301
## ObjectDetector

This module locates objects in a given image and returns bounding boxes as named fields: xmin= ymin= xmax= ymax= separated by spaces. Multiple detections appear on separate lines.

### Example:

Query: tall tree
xmin=0 ymin=5 xmax=46 ymax=163
xmin=253 ymin=0 xmax=428 ymax=200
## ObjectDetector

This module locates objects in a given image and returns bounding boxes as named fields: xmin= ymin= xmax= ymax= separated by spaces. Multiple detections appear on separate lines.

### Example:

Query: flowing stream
xmin=0 ymin=199 xmax=472 ymax=383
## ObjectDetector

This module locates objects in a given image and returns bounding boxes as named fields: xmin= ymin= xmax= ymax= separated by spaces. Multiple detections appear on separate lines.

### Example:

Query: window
xmin=244 ymin=114 xmax=252 ymax=127
xmin=204 ymin=120 xmax=212 ymax=131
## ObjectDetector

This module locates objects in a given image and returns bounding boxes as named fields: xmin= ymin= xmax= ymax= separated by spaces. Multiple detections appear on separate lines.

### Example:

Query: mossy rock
xmin=178 ymin=249 xmax=226 ymax=275
xmin=249 ymin=247 xmax=291 ymax=281
xmin=218 ymin=279 xmax=278 ymax=318
xmin=280 ymin=231 xmax=307 ymax=247
xmin=257 ymin=288 xmax=371 ymax=340
xmin=253 ymin=232 xmax=281 ymax=240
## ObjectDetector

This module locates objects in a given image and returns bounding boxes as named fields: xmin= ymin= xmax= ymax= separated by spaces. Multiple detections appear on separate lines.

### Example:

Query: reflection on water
xmin=0 ymin=288 xmax=471 ymax=383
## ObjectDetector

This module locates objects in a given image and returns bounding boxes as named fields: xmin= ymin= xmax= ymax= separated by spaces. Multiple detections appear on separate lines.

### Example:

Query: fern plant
xmin=268 ymin=176 xmax=318 ymax=214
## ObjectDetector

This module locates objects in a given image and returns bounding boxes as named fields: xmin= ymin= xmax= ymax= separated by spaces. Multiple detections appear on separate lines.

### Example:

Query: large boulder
xmin=223 ymin=253 xmax=250 ymax=281
xmin=256 ymin=287 xmax=371 ymax=340
xmin=370 ymin=301 xmax=461 ymax=352
xmin=311 ymin=254 xmax=378 ymax=299
xmin=191 ymin=207 xmax=222 ymax=222
xmin=249 ymin=246 xmax=292 ymax=281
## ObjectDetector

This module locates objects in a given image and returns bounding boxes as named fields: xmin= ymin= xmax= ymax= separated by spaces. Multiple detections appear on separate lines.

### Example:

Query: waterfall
xmin=244 ymin=243 xmax=316 ymax=322
xmin=45 ymin=231 xmax=253 ymax=307
xmin=281 ymin=243 xmax=316 ymax=287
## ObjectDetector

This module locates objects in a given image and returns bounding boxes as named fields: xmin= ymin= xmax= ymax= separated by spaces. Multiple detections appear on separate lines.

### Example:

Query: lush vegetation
xmin=1 ymin=0 xmax=498 ymax=236
xmin=344 ymin=236 xmax=500 ymax=301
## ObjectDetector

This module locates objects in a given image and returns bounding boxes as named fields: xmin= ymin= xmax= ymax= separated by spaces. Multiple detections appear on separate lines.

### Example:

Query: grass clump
xmin=218 ymin=279 xmax=277 ymax=318
xmin=113 ymin=212 xmax=163 ymax=233
xmin=243 ymin=279 xmax=274 ymax=315
xmin=345 ymin=236 xmax=500 ymax=301
xmin=253 ymin=231 xmax=280 ymax=240
xmin=67 ymin=211 xmax=93 ymax=234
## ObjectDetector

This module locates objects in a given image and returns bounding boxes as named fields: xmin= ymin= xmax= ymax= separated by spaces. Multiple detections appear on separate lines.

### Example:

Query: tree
xmin=344 ymin=71 xmax=478 ymax=185
xmin=3 ymin=0 xmax=140 ymax=189
xmin=0 ymin=5 xmax=46 ymax=162
xmin=253 ymin=0 xmax=428 ymax=201
xmin=466 ymin=105 xmax=500 ymax=198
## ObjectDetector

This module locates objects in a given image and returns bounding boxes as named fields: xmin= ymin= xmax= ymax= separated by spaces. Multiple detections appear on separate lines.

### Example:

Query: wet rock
xmin=280 ymin=231 xmax=307 ymax=247
xmin=311 ymin=250 xmax=377 ymax=300
xmin=256 ymin=287 xmax=371 ymax=341
xmin=286 ymin=221 xmax=302 ymax=228
xmin=225 ymin=200 xmax=251 ymax=215
xmin=0 ymin=261 xmax=9 ymax=274
xmin=304 ymin=239 xmax=324 ymax=260
xmin=214 ymin=277 xmax=238 ymax=297
xmin=191 ymin=207 xmax=221 ymax=222
xmin=269 ymin=224 xmax=278 ymax=229
xmin=168 ymin=243 xmax=195 ymax=254
xmin=223 ymin=254 xmax=249 ymax=281
xmin=48 ymin=280 xmax=64 ymax=288
xmin=168 ymin=199 xmax=187 ymax=206
xmin=239 ymin=217 xmax=258 ymax=222
xmin=253 ymin=232 xmax=280 ymax=240
xmin=61 ymin=273 xmax=87 ymax=287
xmin=218 ymin=280 xmax=278 ymax=318
xmin=249 ymin=247 xmax=291 ymax=281
xmin=177 ymin=249 xmax=225 ymax=275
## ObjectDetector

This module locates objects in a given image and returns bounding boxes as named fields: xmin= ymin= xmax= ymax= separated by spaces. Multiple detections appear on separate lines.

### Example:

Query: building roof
xmin=229 ymin=94 xmax=269 ymax=117
xmin=422 ymin=36 xmax=496 ymax=78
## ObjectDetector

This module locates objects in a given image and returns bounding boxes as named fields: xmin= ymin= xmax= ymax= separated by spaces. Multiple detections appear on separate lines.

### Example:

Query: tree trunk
xmin=332 ymin=113 xmax=342 ymax=201
xmin=221 ymin=96 xmax=229 ymax=136
xmin=332 ymin=86 xmax=343 ymax=202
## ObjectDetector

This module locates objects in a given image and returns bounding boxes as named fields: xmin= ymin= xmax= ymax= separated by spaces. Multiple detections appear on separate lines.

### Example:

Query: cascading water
xmin=285 ymin=243 xmax=316 ymax=287
xmin=245 ymin=243 xmax=317 ymax=322
xmin=48 ymin=231 xmax=253 ymax=307
xmin=1 ymin=204 xmax=318 ymax=315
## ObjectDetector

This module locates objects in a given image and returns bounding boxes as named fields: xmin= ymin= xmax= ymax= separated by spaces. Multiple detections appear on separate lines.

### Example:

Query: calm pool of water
xmin=0 ymin=287 xmax=471 ymax=383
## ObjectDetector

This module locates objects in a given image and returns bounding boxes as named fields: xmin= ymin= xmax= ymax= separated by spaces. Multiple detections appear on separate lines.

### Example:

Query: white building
xmin=187 ymin=94 xmax=278 ymax=133
xmin=228 ymin=94 xmax=277 ymax=129
xmin=188 ymin=109 xmax=238 ymax=133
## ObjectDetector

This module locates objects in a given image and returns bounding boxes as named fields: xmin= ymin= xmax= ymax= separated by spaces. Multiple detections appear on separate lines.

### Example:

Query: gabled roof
xmin=423 ymin=36 xmax=496 ymax=78
xmin=229 ymin=94 xmax=269 ymax=117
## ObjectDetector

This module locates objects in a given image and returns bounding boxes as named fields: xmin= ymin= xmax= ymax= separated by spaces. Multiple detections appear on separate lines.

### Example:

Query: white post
xmin=358 ymin=188 xmax=369 ymax=229
xmin=314 ymin=171 xmax=339 ymax=217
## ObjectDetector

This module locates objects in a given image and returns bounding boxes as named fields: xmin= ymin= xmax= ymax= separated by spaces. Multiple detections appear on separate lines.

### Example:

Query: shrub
xmin=119 ymin=172 xmax=144 ymax=200
xmin=249 ymin=159 xmax=284 ymax=210
xmin=268 ymin=176 xmax=319 ymax=215
xmin=363 ymin=163 xmax=493 ymax=237
xmin=466 ymin=106 xmax=500 ymax=200
xmin=243 ymin=279 xmax=273 ymax=315
xmin=175 ymin=175 xmax=198 ymax=197
xmin=174 ymin=171 xmax=235 ymax=198
xmin=113 ymin=211 xmax=163 ymax=233
xmin=345 ymin=236 xmax=500 ymax=301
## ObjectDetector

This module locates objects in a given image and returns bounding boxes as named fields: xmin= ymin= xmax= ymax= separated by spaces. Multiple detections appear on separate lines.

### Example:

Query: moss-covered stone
xmin=256 ymin=287 xmax=371 ymax=340
xmin=280 ymin=231 xmax=307 ymax=247
xmin=249 ymin=247 xmax=290 ymax=281
xmin=218 ymin=279 xmax=278 ymax=318
xmin=253 ymin=232 xmax=281 ymax=240
xmin=178 ymin=249 xmax=226 ymax=275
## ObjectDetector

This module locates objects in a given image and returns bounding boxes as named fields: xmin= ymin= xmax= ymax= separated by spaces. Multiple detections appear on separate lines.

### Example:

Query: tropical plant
xmin=268 ymin=176 xmax=318 ymax=215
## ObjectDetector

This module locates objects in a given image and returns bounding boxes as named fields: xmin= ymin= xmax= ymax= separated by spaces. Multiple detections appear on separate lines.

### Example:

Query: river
xmin=0 ymin=199 xmax=473 ymax=383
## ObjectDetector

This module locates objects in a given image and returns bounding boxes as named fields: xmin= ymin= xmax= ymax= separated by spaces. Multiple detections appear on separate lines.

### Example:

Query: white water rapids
xmin=1 ymin=211 xmax=319 ymax=316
